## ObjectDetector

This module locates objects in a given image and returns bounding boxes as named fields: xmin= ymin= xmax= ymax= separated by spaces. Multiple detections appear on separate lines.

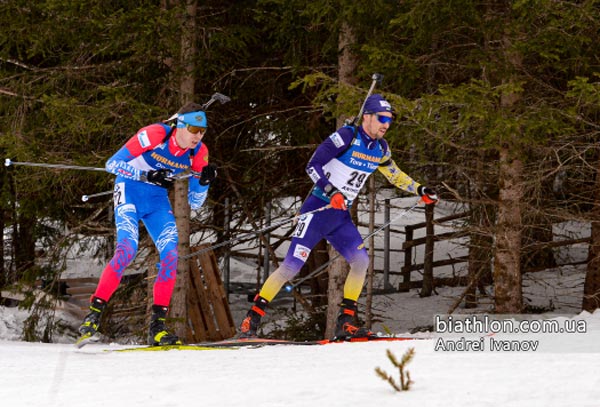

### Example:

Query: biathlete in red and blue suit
xmin=239 ymin=94 xmax=438 ymax=340
xmin=78 ymin=102 xmax=217 ymax=346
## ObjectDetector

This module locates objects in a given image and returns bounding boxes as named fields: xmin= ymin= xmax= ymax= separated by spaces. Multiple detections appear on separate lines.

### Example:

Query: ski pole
xmin=6 ymin=158 xmax=202 ymax=184
xmin=80 ymin=170 xmax=208 ymax=202
xmin=82 ymin=190 xmax=113 ymax=202
xmin=201 ymin=92 xmax=231 ymax=110
xmin=179 ymin=204 xmax=332 ymax=260
xmin=165 ymin=92 xmax=231 ymax=121
xmin=5 ymin=158 xmax=106 ymax=172
xmin=356 ymin=198 xmax=423 ymax=250
xmin=350 ymin=73 xmax=384 ymax=126
xmin=283 ymin=198 xmax=423 ymax=292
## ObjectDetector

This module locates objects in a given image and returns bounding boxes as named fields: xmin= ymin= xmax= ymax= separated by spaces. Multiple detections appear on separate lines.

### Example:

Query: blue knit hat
xmin=176 ymin=111 xmax=207 ymax=128
xmin=363 ymin=94 xmax=393 ymax=114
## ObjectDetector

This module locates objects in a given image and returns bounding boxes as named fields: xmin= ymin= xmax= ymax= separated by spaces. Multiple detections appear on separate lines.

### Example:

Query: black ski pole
xmin=5 ymin=158 xmax=106 ymax=172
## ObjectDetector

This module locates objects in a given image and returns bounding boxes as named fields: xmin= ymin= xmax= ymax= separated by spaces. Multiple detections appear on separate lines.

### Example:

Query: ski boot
xmin=79 ymin=297 xmax=106 ymax=335
xmin=148 ymin=305 xmax=182 ymax=346
xmin=75 ymin=296 xmax=106 ymax=348
xmin=238 ymin=295 xmax=268 ymax=338
xmin=333 ymin=298 xmax=377 ymax=341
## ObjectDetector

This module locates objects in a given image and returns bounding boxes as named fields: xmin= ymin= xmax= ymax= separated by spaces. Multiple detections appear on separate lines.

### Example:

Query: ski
xmin=74 ymin=332 xmax=101 ymax=349
xmin=106 ymin=335 xmax=426 ymax=352
xmin=324 ymin=335 xmax=424 ymax=344
xmin=193 ymin=337 xmax=324 ymax=347
xmin=75 ymin=334 xmax=428 ymax=352
xmin=197 ymin=336 xmax=424 ymax=347
xmin=112 ymin=345 xmax=232 ymax=353
xmin=111 ymin=338 xmax=321 ymax=352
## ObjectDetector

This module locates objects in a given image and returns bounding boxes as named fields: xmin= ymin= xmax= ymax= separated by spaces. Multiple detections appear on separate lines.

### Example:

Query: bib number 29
xmin=347 ymin=171 xmax=366 ymax=188
xmin=292 ymin=214 xmax=313 ymax=239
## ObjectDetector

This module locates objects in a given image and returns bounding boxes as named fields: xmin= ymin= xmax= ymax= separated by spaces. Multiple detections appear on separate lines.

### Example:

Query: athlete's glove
xmin=417 ymin=185 xmax=438 ymax=205
xmin=144 ymin=169 xmax=174 ymax=189
xmin=324 ymin=185 xmax=347 ymax=210
xmin=199 ymin=163 xmax=217 ymax=186
xmin=330 ymin=192 xmax=347 ymax=210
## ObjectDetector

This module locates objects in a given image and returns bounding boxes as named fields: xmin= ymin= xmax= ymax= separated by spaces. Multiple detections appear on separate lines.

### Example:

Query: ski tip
xmin=74 ymin=332 xmax=100 ymax=349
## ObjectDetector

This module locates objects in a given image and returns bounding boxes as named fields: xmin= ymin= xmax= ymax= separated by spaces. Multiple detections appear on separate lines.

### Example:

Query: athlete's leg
xmin=94 ymin=203 xmax=139 ymax=301
xmin=142 ymin=199 xmax=178 ymax=307
xmin=142 ymin=197 xmax=181 ymax=345
xmin=240 ymin=203 xmax=330 ymax=336
xmin=81 ymin=201 xmax=140 ymax=337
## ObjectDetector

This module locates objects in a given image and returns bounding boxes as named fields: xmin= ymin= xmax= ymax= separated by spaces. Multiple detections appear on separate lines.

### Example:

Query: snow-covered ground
xmin=1 ymin=196 xmax=599 ymax=406
xmin=1 ymin=310 xmax=599 ymax=407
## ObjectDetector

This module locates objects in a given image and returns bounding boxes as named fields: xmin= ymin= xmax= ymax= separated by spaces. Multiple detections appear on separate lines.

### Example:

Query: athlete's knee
xmin=277 ymin=260 xmax=303 ymax=281
xmin=156 ymin=249 xmax=178 ymax=283
xmin=348 ymin=250 xmax=369 ymax=272
xmin=110 ymin=241 xmax=137 ymax=269
xmin=259 ymin=262 xmax=299 ymax=302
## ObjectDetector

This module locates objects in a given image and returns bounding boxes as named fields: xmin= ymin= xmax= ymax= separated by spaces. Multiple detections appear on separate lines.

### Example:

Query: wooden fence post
xmin=383 ymin=199 xmax=392 ymax=290
xmin=400 ymin=226 xmax=414 ymax=292
xmin=420 ymin=204 xmax=435 ymax=297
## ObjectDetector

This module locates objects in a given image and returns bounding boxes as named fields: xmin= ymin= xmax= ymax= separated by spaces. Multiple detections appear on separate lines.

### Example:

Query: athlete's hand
xmin=417 ymin=185 xmax=438 ymax=205
xmin=145 ymin=169 xmax=174 ymax=189
xmin=329 ymin=192 xmax=347 ymax=210
xmin=199 ymin=163 xmax=217 ymax=186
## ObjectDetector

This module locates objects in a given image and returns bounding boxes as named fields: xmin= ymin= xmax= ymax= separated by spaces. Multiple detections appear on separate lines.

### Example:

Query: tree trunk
xmin=305 ymin=240 xmax=329 ymax=310
xmin=325 ymin=20 xmax=358 ymax=338
xmin=170 ymin=0 xmax=197 ymax=341
xmin=494 ymin=146 xmax=523 ymax=313
xmin=365 ymin=177 xmax=375 ymax=328
xmin=14 ymin=212 xmax=36 ymax=277
xmin=493 ymin=26 xmax=524 ymax=314
xmin=583 ymin=158 xmax=600 ymax=311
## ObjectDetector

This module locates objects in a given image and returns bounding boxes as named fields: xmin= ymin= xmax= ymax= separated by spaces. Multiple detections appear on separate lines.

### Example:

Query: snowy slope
xmin=2 ymin=310 xmax=600 ymax=407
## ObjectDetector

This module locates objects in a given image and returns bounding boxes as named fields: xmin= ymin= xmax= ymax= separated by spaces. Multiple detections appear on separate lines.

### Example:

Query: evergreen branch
xmin=375 ymin=367 xmax=401 ymax=392
xmin=375 ymin=348 xmax=415 ymax=393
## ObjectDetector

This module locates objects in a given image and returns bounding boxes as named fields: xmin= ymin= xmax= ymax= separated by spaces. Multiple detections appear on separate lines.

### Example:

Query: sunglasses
xmin=186 ymin=124 xmax=207 ymax=135
xmin=375 ymin=114 xmax=394 ymax=124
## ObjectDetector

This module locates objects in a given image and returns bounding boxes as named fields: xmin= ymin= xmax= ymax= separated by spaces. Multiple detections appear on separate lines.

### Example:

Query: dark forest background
xmin=2 ymin=1 xmax=600 ymax=341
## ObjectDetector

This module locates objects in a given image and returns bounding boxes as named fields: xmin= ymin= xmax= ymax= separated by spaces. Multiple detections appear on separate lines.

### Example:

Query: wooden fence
xmin=224 ymin=199 xmax=592 ymax=297
xmin=399 ymin=206 xmax=470 ymax=292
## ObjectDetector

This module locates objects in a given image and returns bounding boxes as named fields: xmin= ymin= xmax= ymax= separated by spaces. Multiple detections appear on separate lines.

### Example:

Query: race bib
xmin=113 ymin=182 xmax=126 ymax=207
xmin=292 ymin=213 xmax=313 ymax=239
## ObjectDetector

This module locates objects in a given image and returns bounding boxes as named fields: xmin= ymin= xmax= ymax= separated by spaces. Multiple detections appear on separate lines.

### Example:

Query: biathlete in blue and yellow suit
xmin=240 ymin=94 xmax=438 ymax=340
xmin=78 ymin=102 xmax=217 ymax=346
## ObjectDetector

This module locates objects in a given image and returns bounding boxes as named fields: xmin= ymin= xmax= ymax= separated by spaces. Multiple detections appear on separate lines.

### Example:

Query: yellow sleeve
xmin=377 ymin=150 xmax=421 ymax=195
